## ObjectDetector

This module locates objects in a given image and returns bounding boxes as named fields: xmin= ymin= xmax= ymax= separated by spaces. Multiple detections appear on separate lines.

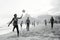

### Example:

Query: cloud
xmin=0 ymin=0 xmax=53 ymax=18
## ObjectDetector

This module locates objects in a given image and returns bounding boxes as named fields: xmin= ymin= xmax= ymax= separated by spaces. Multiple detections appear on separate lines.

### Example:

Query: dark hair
xmin=14 ymin=14 xmax=17 ymax=16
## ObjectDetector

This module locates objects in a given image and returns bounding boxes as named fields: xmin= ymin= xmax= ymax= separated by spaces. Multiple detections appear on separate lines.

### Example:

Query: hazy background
xmin=0 ymin=0 xmax=60 ymax=26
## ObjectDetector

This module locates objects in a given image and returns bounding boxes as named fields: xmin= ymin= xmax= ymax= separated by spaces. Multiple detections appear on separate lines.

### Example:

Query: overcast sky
xmin=0 ymin=0 xmax=54 ymax=18
xmin=0 ymin=0 xmax=60 ymax=26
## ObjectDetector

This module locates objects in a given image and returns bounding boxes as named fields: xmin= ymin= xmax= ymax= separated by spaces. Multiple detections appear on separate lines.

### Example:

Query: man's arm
xmin=8 ymin=18 xmax=14 ymax=27
xmin=18 ymin=14 xmax=23 ymax=19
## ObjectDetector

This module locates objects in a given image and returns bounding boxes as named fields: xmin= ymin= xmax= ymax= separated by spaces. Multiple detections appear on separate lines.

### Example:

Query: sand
xmin=0 ymin=24 xmax=60 ymax=40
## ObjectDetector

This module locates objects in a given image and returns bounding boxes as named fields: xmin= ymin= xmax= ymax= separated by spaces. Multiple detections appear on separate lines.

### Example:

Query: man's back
xmin=50 ymin=17 xmax=54 ymax=23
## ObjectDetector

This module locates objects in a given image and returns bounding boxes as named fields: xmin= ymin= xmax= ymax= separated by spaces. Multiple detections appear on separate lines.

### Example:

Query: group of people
xmin=8 ymin=13 xmax=55 ymax=37
xmin=44 ymin=16 xmax=54 ymax=29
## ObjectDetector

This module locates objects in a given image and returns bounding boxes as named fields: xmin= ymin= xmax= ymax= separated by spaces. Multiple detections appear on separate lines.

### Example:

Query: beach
xmin=0 ymin=23 xmax=60 ymax=40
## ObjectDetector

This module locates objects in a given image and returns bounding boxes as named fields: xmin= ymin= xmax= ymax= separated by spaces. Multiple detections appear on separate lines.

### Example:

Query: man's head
xmin=14 ymin=14 xmax=17 ymax=18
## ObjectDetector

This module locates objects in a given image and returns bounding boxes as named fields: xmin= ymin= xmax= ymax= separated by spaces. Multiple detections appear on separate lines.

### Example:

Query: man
xmin=26 ymin=17 xmax=30 ymax=31
xmin=33 ymin=21 xmax=35 ymax=27
xmin=50 ymin=16 xmax=54 ymax=29
xmin=20 ymin=21 xmax=23 ymax=29
xmin=8 ymin=14 xmax=23 ymax=37
xmin=44 ymin=19 xmax=47 ymax=26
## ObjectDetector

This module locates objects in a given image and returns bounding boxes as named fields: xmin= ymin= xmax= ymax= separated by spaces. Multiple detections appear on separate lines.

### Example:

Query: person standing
xmin=33 ymin=21 xmax=35 ymax=27
xmin=44 ymin=19 xmax=47 ymax=26
xmin=26 ymin=17 xmax=30 ymax=31
xmin=20 ymin=21 xmax=23 ymax=30
xmin=50 ymin=16 xmax=54 ymax=29
xmin=8 ymin=14 xmax=23 ymax=37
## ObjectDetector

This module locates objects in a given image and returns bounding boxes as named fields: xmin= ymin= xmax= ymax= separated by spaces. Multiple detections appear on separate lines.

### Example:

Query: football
xmin=22 ymin=9 xmax=25 ymax=13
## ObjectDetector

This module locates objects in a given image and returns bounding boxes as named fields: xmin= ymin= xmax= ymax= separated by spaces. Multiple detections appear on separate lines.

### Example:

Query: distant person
xmin=32 ymin=21 xmax=35 ymax=27
xmin=20 ymin=21 xmax=23 ymax=30
xmin=26 ymin=17 xmax=30 ymax=31
xmin=8 ymin=14 xmax=23 ymax=37
xmin=44 ymin=19 xmax=47 ymax=26
xmin=33 ymin=21 xmax=35 ymax=27
xmin=32 ymin=22 xmax=34 ymax=25
xmin=37 ymin=22 xmax=39 ymax=25
xmin=50 ymin=16 xmax=54 ymax=29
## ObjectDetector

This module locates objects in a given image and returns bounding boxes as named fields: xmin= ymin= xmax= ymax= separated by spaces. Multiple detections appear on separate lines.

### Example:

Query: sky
xmin=48 ymin=0 xmax=60 ymax=15
xmin=0 ymin=0 xmax=60 ymax=26
xmin=0 ymin=0 xmax=53 ymax=18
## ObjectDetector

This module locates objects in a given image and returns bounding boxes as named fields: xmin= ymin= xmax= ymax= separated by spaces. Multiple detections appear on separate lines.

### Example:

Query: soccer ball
xmin=22 ymin=9 xmax=25 ymax=13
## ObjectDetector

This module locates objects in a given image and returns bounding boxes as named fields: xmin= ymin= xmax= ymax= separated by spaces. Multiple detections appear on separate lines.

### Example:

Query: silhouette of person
xmin=37 ymin=22 xmax=39 ymax=25
xmin=33 ymin=21 xmax=35 ymax=27
xmin=26 ymin=17 xmax=30 ymax=31
xmin=50 ymin=16 xmax=54 ymax=29
xmin=44 ymin=19 xmax=47 ymax=26
xmin=32 ymin=22 xmax=33 ymax=25
xmin=20 ymin=21 xmax=23 ymax=29
xmin=8 ymin=14 xmax=23 ymax=37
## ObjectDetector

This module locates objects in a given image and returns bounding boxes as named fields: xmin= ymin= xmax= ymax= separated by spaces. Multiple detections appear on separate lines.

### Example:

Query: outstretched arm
xmin=18 ymin=14 xmax=23 ymax=19
xmin=8 ymin=18 xmax=14 ymax=27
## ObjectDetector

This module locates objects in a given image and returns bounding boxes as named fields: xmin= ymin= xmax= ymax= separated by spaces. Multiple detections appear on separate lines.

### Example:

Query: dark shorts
xmin=14 ymin=25 xmax=18 ymax=27
xmin=13 ymin=25 xmax=19 ymax=31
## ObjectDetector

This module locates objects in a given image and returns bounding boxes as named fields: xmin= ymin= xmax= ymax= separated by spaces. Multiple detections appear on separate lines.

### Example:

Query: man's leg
xmin=51 ymin=23 xmax=53 ymax=29
xmin=52 ymin=23 xmax=53 ymax=29
xmin=16 ymin=26 xmax=19 ymax=37
xmin=27 ymin=24 xmax=29 ymax=31
xmin=12 ymin=26 xmax=15 ymax=32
